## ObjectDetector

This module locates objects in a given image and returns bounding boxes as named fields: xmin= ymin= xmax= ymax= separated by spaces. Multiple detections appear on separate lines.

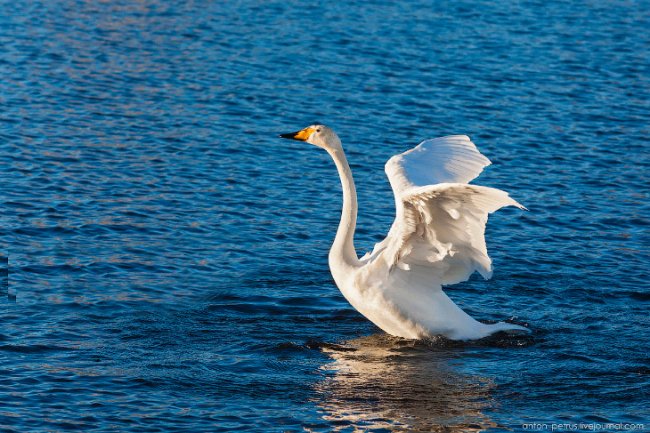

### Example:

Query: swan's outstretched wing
xmin=366 ymin=136 xmax=524 ymax=285
xmin=385 ymin=135 xmax=492 ymax=195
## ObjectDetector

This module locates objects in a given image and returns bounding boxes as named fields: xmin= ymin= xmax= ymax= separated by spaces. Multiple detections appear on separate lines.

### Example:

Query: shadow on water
xmin=310 ymin=333 xmax=532 ymax=432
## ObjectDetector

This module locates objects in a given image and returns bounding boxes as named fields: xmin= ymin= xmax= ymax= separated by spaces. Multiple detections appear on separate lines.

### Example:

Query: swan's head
xmin=279 ymin=124 xmax=341 ymax=150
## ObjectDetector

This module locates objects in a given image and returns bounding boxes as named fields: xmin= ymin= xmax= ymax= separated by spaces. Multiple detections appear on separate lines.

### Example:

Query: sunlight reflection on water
xmin=315 ymin=334 xmax=496 ymax=432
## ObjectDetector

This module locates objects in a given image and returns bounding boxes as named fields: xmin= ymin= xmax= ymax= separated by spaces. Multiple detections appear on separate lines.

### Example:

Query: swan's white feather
xmin=369 ymin=183 xmax=524 ymax=283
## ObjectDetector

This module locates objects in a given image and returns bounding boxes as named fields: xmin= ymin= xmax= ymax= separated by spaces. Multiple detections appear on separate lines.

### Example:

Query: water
xmin=3 ymin=0 xmax=649 ymax=431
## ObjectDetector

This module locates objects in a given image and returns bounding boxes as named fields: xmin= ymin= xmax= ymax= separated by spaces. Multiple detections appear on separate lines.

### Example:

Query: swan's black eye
xmin=316 ymin=129 xmax=321 ymax=132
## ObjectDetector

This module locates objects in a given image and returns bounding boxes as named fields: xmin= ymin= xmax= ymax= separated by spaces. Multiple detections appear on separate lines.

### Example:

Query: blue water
xmin=3 ymin=0 xmax=650 ymax=431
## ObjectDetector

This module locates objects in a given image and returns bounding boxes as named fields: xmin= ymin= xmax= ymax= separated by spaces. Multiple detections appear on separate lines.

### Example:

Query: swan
xmin=280 ymin=124 xmax=529 ymax=340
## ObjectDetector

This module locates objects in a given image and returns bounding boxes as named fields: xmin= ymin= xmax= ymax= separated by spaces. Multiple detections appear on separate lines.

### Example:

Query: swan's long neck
xmin=327 ymin=147 xmax=360 ymax=272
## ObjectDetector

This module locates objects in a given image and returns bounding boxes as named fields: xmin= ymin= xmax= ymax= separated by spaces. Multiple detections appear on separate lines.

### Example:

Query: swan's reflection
xmin=313 ymin=334 xmax=497 ymax=432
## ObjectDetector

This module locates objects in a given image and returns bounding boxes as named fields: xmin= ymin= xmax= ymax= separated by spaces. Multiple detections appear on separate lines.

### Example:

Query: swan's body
xmin=280 ymin=125 xmax=528 ymax=340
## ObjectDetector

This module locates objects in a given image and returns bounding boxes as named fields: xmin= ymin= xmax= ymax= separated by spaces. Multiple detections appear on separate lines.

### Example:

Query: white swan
xmin=280 ymin=125 xmax=528 ymax=340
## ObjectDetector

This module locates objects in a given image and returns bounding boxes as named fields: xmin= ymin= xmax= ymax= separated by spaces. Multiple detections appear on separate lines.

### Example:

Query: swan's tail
xmin=483 ymin=321 xmax=530 ymax=335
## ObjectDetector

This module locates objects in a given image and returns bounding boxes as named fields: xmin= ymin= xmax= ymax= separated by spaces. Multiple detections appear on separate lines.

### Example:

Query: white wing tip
xmin=511 ymin=198 xmax=527 ymax=211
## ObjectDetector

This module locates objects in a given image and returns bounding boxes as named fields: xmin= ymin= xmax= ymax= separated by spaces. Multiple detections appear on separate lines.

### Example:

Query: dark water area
xmin=3 ymin=0 xmax=650 ymax=431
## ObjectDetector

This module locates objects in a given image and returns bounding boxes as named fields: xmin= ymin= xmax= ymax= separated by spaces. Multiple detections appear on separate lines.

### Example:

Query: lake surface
xmin=3 ymin=0 xmax=649 ymax=431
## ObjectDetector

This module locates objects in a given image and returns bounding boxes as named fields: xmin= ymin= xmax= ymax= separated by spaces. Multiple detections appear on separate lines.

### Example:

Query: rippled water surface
xmin=3 ymin=0 xmax=650 ymax=431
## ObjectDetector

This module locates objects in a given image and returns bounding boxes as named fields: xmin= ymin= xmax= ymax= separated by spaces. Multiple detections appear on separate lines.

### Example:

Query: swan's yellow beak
xmin=279 ymin=126 xmax=315 ymax=141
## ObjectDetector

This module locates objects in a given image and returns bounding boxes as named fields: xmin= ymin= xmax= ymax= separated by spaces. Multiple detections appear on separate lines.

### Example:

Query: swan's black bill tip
xmin=279 ymin=131 xmax=302 ymax=140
